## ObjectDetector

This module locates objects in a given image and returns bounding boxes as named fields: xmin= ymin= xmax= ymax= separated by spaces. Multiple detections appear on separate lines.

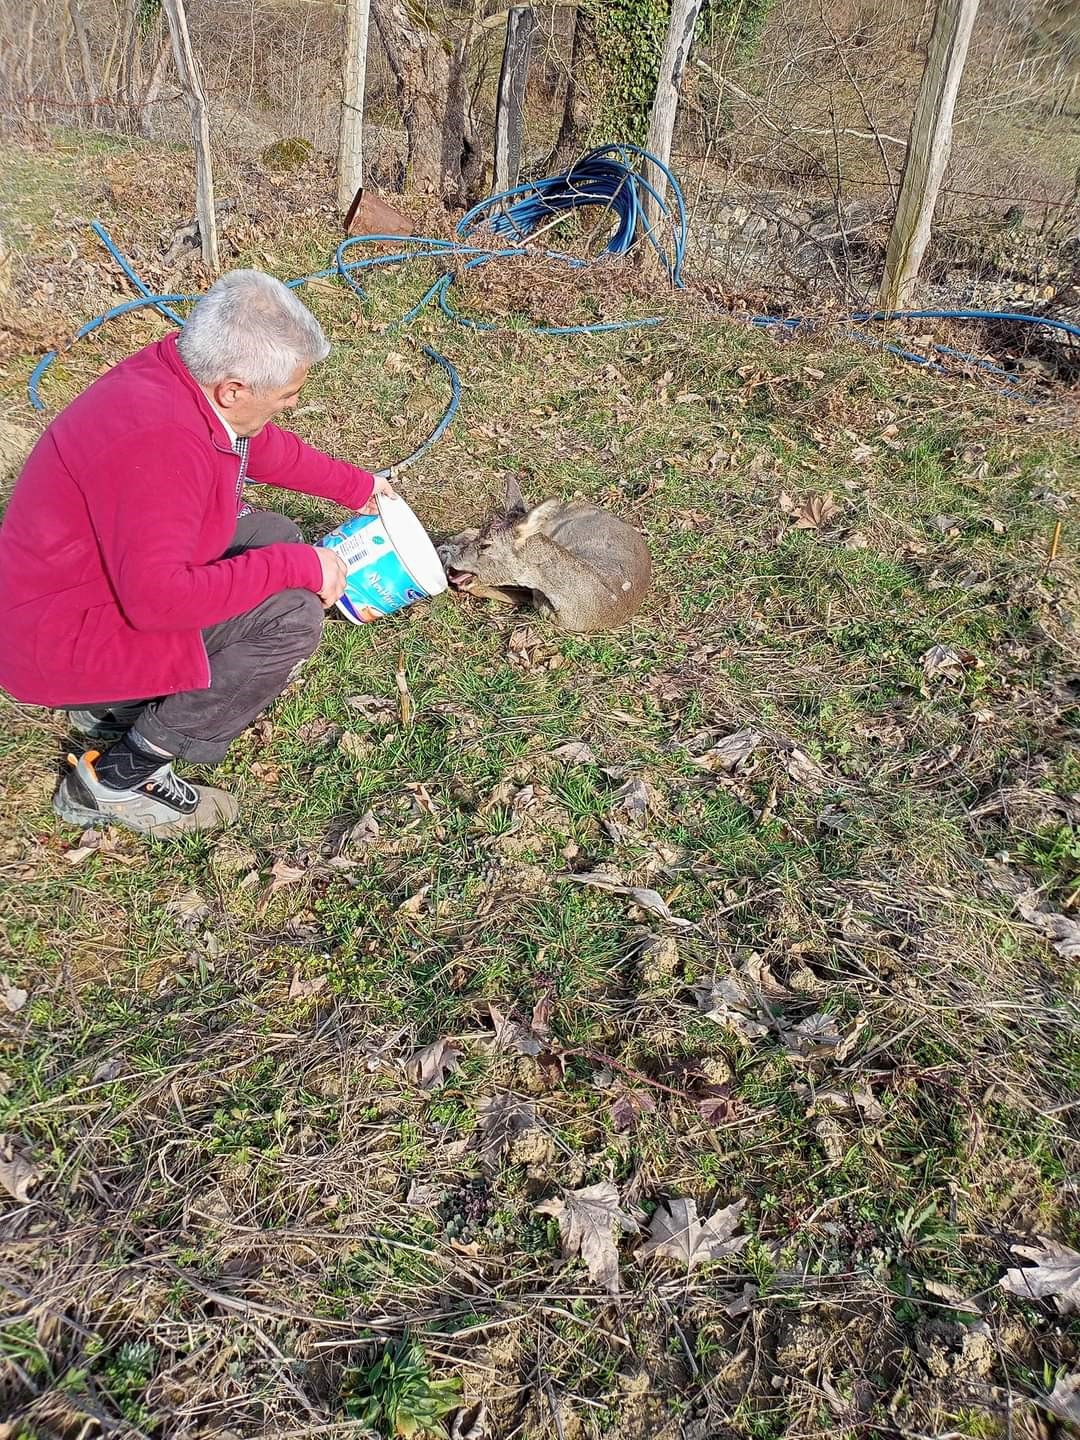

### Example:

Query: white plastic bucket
xmin=321 ymin=493 xmax=448 ymax=624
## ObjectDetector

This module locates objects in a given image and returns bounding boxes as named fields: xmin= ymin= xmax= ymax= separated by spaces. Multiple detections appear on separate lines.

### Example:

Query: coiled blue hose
xmin=24 ymin=146 xmax=1078 ymax=468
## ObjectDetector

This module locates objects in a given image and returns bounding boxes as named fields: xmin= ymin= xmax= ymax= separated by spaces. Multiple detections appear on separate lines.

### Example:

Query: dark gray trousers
xmin=87 ymin=511 xmax=324 ymax=764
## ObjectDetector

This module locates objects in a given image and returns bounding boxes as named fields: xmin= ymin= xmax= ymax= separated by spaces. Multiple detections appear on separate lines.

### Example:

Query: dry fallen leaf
xmin=344 ymin=694 xmax=396 ymax=726
xmin=921 ymin=644 xmax=979 ymax=683
xmin=792 ymin=492 xmax=841 ymax=531
xmin=405 ymin=1038 xmax=460 ymax=1091
xmin=288 ymin=970 xmax=328 ymax=1001
xmin=477 ymin=1091 xmax=537 ymax=1170
xmin=783 ymin=1013 xmax=836 ymax=1058
xmin=610 ymin=1087 xmax=657 ymax=1133
xmin=779 ymin=746 xmax=828 ymax=792
xmin=694 ymin=976 xmax=770 ymax=1044
xmin=406 ymin=1179 xmax=445 ymax=1209
xmin=406 ymin=782 xmax=440 ymax=820
xmin=1001 ymin=1237 xmax=1080 ymax=1314
xmin=537 ymin=1181 xmax=638 ymax=1294
xmin=344 ymin=812 xmax=380 ymax=850
xmin=802 ymin=1086 xmax=885 ymax=1123
xmin=553 ymin=740 xmax=595 ymax=765
xmin=561 ymin=872 xmax=693 ymax=928
xmin=397 ymin=886 xmax=431 ymax=917
xmin=691 ymin=727 xmax=762 ymax=774
xmin=268 ymin=859 xmax=307 ymax=895
xmin=166 ymin=888 xmax=209 ymax=926
xmin=1 ymin=976 xmax=28 ymax=1014
xmin=636 ymin=1196 xmax=748 ymax=1269
xmin=612 ymin=777 xmax=650 ymax=824
xmin=0 ymin=1133 xmax=43 ymax=1204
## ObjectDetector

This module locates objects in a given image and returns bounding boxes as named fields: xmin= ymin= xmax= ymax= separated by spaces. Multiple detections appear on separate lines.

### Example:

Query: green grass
xmin=0 ymin=131 xmax=1078 ymax=1440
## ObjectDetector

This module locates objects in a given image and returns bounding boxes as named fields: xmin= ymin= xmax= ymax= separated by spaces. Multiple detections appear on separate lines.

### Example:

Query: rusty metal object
xmin=344 ymin=186 xmax=416 ymax=238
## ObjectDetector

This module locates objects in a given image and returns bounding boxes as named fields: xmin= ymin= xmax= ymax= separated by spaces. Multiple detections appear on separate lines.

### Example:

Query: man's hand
xmin=313 ymin=547 xmax=348 ymax=607
xmin=358 ymin=473 xmax=396 ymax=516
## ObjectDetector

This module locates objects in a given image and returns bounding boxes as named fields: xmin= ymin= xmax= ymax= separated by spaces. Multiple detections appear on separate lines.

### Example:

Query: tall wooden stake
xmin=642 ymin=0 xmax=705 ymax=240
xmin=879 ymin=0 xmax=979 ymax=310
xmin=493 ymin=6 xmax=537 ymax=194
xmin=161 ymin=0 xmax=218 ymax=271
xmin=337 ymin=0 xmax=371 ymax=214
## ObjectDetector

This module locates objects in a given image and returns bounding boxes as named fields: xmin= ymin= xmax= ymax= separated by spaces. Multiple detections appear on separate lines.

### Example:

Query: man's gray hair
xmin=177 ymin=270 xmax=330 ymax=392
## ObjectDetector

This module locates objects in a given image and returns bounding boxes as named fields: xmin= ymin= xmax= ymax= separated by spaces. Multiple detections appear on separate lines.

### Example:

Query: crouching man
xmin=0 ymin=270 xmax=390 ymax=837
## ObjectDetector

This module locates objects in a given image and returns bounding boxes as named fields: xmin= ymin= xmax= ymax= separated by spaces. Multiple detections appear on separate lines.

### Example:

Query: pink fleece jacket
xmin=0 ymin=332 xmax=374 ymax=706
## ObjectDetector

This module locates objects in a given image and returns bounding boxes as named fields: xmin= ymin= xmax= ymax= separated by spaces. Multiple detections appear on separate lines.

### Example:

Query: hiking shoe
xmin=53 ymin=750 xmax=238 ymax=837
xmin=66 ymin=705 xmax=146 ymax=743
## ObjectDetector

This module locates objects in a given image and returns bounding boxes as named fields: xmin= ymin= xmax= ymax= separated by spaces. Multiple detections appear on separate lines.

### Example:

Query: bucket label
xmin=322 ymin=511 xmax=435 ymax=625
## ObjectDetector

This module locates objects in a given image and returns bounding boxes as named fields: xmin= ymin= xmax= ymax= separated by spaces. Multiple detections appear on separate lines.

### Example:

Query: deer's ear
xmin=504 ymin=473 xmax=528 ymax=520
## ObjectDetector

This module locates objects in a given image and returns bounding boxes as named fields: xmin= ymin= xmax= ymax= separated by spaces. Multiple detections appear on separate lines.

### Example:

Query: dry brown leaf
xmin=792 ymin=492 xmax=841 ymax=531
xmin=0 ymin=1134 xmax=43 ymax=1204
xmin=636 ymin=1197 xmax=747 ymax=1269
xmin=612 ymin=777 xmax=650 ymax=824
xmin=921 ymin=644 xmax=979 ymax=683
xmin=267 ymin=859 xmax=307 ymax=897
xmin=691 ymin=727 xmax=762 ymax=774
xmin=1 ymin=976 xmax=28 ymax=1014
xmin=1001 ymin=1237 xmax=1080 ymax=1313
xmin=397 ymin=886 xmax=430 ymax=917
xmin=406 ymin=782 xmax=440 ymax=820
xmin=477 ymin=1091 xmax=536 ymax=1170
xmin=344 ymin=694 xmax=396 ymax=726
xmin=561 ymin=872 xmax=693 ymax=928
xmin=694 ymin=976 xmax=770 ymax=1044
xmin=802 ymin=1085 xmax=885 ymax=1123
xmin=166 ymin=888 xmax=209 ymax=926
xmin=537 ymin=1181 xmax=638 ymax=1294
xmin=610 ymin=1087 xmax=657 ymax=1133
xmin=344 ymin=812 xmax=380 ymax=849
xmin=553 ymin=740 xmax=595 ymax=765
xmin=779 ymin=746 xmax=828 ymax=792
xmin=405 ymin=1038 xmax=460 ymax=1091
xmin=288 ymin=970 xmax=328 ymax=1001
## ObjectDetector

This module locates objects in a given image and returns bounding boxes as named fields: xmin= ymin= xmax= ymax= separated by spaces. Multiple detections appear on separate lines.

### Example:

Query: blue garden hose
xmin=25 ymin=147 xmax=1078 ymax=465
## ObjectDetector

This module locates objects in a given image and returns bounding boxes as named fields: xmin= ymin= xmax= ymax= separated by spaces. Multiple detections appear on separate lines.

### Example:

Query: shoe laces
xmin=144 ymin=764 xmax=199 ymax=810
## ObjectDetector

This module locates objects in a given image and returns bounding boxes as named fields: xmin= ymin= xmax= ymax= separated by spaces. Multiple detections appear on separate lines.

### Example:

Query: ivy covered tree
xmin=595 ymin=0 xmax=773 ymax=142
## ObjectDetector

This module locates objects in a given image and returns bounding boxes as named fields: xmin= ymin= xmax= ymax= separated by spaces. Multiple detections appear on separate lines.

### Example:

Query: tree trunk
xmin=548 ymin=5 xmax=588 ymax=172
xmin=642 ymin=0 xmax=705 ymax=239
xmin=161 ymin=0 xmax=219 ymax=270
xmin=493 ymin=7 xmax=537 ymax=193
xmin=119 ymin=0 xmax=142 ymax=132
xmin=337 ymin=0 xmax=372 ymax=214
xmin=371 ymin=0 xmax=480 ymax=206
xmin=68 ymin=0 xmax=100 ymax=127
xmin=138 ymin=33 xmax=173 ymax=138
xmin=879 ymin=0 xmax=980 ymax=310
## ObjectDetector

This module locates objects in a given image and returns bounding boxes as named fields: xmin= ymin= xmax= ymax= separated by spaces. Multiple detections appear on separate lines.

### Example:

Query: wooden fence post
xmin=161 ymin=0 xmax=219 ymax=271
xmin=641 ymin=0 xmax=705 ymax=241
xmin=493 ymin=6 xmax=537 ymax=194
xmin=878 ymin=0 xmax=980 ymax=311
xmin=337 ymin=0 xmax=371 ymax=215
